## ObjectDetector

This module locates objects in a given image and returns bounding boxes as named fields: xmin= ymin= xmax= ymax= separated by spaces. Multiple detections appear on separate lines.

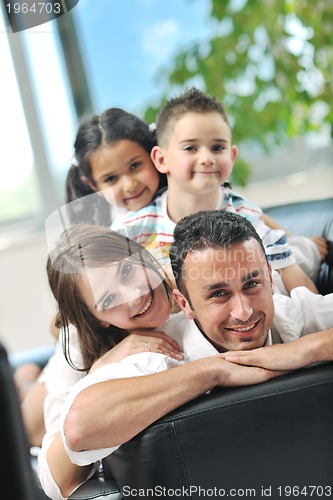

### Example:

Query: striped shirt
xmin=111 ymin=186 xmax=295 ymax=271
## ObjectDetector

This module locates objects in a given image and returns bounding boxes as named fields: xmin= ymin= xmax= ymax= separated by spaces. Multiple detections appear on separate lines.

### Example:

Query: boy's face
xmin=152 ymin=112 xmax=237 ymax=195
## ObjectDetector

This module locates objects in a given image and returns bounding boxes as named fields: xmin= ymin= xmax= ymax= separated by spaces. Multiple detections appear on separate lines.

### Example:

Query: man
xmin=170 ymin=209 xmax=333 ymax=351
xmin=42 ymin=211 xmax=333 ymax=499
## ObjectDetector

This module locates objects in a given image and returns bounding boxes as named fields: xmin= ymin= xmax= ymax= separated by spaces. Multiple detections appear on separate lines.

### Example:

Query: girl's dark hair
xmin=66 ymin=108 xmax=167 ymax=226
xmin=47 ymin=223 xmax=172 ymax=371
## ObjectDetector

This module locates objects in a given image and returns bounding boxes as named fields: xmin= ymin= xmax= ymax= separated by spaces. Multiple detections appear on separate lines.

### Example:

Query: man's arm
xmin=223 ymin=328 xmax=333 ymax=371
xmin=64 ymin=357 xmax=282 ymax=453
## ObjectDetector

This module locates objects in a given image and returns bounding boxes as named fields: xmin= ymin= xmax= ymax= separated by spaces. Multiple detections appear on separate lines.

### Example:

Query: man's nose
xmin=229 ymin=294 xmax=253 ymax=321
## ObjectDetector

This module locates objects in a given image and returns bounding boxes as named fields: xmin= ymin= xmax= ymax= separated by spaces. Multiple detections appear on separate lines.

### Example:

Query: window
xmin=0 ymin=4 xmax=77 ymax=235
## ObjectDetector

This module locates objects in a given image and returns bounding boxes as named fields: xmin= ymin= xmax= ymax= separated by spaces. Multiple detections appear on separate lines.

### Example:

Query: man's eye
xmin=244 ymin=281 xmax=259 ymax=290
xmin=209 ymin=290 xmax=227 ymax=299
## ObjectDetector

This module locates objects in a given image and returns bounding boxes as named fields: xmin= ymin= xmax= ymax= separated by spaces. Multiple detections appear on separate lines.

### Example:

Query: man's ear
xmin=173 ymin=289 xmax=196 ymax=319
xmin=81 ymin=176 xmax=98 ymax=193
xmin=268 ymin=263 xmax=275 ymax=294
xmin=151 ymin=146 xmax=168 ymax=174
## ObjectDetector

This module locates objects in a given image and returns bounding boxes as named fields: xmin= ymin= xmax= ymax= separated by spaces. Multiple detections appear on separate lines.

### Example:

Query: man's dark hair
xmin=170 ymin=210 xmax=266 ymax=297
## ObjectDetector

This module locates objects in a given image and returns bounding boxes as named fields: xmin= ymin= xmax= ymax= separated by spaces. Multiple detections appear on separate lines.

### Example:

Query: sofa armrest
xmin=265 ymin=198 xmax=333 ymax=294
xmin=103 ymin=362 xmax=333 ymax=495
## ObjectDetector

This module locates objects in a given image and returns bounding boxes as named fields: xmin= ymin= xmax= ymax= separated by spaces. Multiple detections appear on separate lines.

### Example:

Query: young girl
xmin=65 ymin=107 xmax=167 ymax=226
xmin=38 ymin=223 xmax=186 ymax=499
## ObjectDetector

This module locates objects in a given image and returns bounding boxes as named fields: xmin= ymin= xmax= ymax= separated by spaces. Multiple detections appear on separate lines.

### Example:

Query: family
xmin=16 ymin=87 xmax=332 ymax=499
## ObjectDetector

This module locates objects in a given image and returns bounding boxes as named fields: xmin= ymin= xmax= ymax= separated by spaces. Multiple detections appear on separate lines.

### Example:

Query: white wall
xmin=0 ymin=231 xmax=57 ymax=356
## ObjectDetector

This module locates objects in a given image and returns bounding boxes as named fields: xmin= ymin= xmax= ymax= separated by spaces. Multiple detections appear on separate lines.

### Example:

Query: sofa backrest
xmin=265 ymin=197 xmax=333 ymax=294
xmin=104 ymin=362 xmax=333 ymax=498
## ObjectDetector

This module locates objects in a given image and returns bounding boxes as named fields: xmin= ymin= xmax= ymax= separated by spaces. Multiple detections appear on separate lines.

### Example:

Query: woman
xmin=38 ymin=223 xmax=184 ymax=499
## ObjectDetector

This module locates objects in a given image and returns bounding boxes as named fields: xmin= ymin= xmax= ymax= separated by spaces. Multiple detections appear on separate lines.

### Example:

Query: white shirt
xmin=38 ymin=287 xmax=333 ymax=498
xmin=61 ymin=287 xmax=333 ymax=465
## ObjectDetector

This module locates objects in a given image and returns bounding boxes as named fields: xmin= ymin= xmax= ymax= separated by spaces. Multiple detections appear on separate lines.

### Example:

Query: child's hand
xmin=90 ymin=331 xmax=183 ymax=372
xmin=311 ymin=236 xmax=328 ymax=262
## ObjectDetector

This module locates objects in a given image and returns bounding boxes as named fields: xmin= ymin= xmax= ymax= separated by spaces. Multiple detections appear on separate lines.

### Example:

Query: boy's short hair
xmin=156 ymin=87 xmax=230 ymax=148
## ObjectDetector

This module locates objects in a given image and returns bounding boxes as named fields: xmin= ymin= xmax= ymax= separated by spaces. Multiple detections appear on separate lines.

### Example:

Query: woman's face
xmin=78 ymin=258 xmax=171 ymax=331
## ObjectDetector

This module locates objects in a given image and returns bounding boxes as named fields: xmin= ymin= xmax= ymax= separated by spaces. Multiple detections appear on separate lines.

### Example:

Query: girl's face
xmin=78 ymin=258 xmax=171 ymax=331
xmin=89 ymin=140 xmax=160 ymax=211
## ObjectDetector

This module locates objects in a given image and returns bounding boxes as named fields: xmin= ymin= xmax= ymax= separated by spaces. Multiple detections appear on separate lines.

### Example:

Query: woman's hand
xmin=90 ymin=330 xmax=183 ymax=372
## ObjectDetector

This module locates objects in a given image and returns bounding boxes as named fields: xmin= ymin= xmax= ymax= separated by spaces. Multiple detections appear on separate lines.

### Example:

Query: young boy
xmin=111 ymin=87 xmax=326 ymax=295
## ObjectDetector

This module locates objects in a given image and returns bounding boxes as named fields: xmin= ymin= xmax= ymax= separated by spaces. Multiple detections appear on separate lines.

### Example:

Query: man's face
xmin=174 ymin=239 xmax=275 ymax=352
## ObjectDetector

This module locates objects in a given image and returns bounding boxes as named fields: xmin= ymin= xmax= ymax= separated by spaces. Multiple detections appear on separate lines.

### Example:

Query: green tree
xmin=144 ymin=0 xmax=333 ymax=186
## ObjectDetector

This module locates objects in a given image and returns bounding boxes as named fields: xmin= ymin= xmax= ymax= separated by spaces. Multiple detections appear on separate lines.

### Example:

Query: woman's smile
xmin=132 ymin=291 xmax=153 ymax=318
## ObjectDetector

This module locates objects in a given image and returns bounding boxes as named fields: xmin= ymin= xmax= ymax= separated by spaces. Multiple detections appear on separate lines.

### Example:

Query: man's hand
xmin=213 ymin=356 xmax=286 ymax=386
xmin=222 ymin=330 xmax=333 ymax=371
xmin=220 ymin=344 xmax=301 ymax=371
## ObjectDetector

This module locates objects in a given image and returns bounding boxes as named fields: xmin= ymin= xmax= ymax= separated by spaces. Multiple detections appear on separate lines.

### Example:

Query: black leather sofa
xmin=5 ymin=197 xmax=333 ymax=500
xmin=104 ymin=363 xmax=333 ymax=499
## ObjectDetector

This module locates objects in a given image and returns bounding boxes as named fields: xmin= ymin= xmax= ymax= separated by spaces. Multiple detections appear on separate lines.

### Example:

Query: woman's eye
xmin=101 ymin=294 xmax=114 ymax=311
xmin=121 ymin=262 xmax=133 ymax=279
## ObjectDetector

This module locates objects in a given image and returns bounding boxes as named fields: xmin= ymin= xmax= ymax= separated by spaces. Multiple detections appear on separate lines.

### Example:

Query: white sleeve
xmin=37 ymin=327 xmax=89 ymax=500
xmin=273 ymin=287 xmax=333 ymax=343
xmin=61 ymin=352 xmax=181 ymax=465
xmin=287 ymin=235 xmax=321 ymax=280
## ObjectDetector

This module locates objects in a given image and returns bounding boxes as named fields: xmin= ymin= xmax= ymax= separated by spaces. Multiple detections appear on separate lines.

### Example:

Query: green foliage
xmin=144 ymin=0 xmax=333 ymax=185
